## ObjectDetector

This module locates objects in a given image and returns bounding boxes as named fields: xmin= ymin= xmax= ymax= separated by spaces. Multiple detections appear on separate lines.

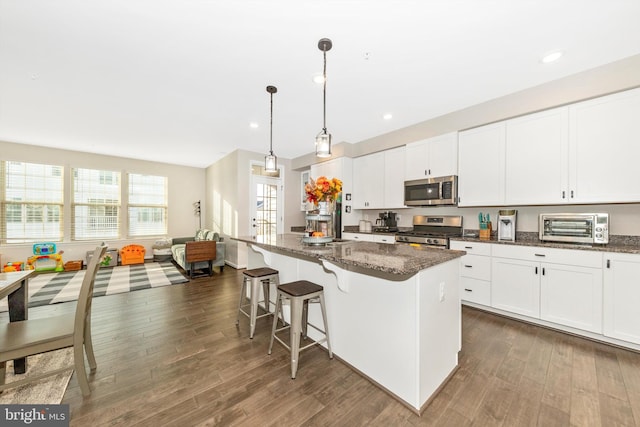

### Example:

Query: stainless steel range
xmin=395 ymin=215 xmax=463 ymax=248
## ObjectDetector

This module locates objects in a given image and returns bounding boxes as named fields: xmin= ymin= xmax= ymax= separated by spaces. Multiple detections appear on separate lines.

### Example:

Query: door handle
xmin=535 ymin=266 xmax=538 ymax=274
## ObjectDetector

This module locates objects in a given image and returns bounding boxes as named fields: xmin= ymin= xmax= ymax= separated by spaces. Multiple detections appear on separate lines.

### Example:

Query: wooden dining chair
xmin=0 ymin=244 xmax=107 ymax=397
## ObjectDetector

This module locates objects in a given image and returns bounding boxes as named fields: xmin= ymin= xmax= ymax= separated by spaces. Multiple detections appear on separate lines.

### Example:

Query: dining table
xmin=0 ymin=270 xmax=34 ymax=374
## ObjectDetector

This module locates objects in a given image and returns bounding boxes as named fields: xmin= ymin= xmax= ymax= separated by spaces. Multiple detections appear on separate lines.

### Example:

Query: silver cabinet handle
xmin=464 ymin=265 xmax=473 ymax=268
xmin=534 ymin=253 xmax=546 ymax=257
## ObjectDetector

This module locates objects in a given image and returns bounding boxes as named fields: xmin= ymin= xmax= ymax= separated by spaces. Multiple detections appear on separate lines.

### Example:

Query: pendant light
xmin=315 ymin=38 xmax=333 ymax=158
xmin=264 ymin=85 xmax=278 ymax=172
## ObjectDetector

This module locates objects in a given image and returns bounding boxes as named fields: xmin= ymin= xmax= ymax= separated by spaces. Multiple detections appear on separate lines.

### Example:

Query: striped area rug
xmin=0 ymin=262 xmax=188 ymax=312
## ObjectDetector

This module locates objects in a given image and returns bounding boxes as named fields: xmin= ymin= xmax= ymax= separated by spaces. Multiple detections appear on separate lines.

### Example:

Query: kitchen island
xmin=233 ymin=234 xmax=465 ymax=413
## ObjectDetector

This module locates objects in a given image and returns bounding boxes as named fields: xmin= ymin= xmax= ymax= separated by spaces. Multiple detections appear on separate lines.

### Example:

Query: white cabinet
xmin=603 ymin=252 xmax=640 ymax=345
xmin=491 ymin=244 xmax=603 ymax=332
xmin=310 ymin=157 xmax=343 ymax=180
xmin=342 ymin=232 xmax=374 ymax=242
xmin=459 ymin=87 xmax=640 ymax=206
xmin=383 ymin=147 xmax=407 ymax=209
xmin=457 ymin=122 xmax=506 ymax=206
xmin=505 ymin=107 xmax=569 ymax=205
xmin=353 ymin=152 xmax=384 ymax=209
xmin=353 ymin=147 xmax=406 ymax=209
xmin=450 ymin=241 xmax=491 ymax=306
xmin=405 ymin=132 xmax=458 ymax=180
xmin=373 ymin=234 xmax=395 ymax=244
xmin=492 ymin=256 xmax=540 ymax=318
xmin=539 ymin=262 xmax=602 ymax=334
xmin=569 ymin=87 xmax=640 ymax=203
xmin=309 ymin=157 xmax=356 ymax=227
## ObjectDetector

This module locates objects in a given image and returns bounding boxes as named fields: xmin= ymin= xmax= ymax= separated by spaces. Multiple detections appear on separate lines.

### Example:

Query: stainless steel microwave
xmin=539 ymin=213 xmax=609 ymax=244
xmin=404 ymin=175 xmax=458 ymax=206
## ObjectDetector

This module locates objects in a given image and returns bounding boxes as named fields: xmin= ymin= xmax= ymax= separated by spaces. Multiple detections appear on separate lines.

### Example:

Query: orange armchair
xmin=120 ymin=244 xmax=146 ymax=266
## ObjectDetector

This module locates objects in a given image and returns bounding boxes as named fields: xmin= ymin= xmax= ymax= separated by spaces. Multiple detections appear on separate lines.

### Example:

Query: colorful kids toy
xmin=27 ymin=242 xmax=65 ymax=272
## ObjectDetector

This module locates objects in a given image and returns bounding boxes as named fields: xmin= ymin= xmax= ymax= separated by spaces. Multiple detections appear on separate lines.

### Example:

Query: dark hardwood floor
xmin=3 ymin=266 xmax=640 ymax=426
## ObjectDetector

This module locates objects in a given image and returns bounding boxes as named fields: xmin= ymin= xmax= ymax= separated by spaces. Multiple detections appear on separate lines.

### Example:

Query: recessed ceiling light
xmin=249 ymin=122 xmax=259 ymax=128
xmin=541 ymin=51 xmax=563 ymax=64
xmin=383 ymin=113 xmax=393 ymax=120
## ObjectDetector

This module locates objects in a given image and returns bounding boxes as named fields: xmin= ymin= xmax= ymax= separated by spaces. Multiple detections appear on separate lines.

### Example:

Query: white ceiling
xmin=1 ymin=1 xmax=640 ymax=168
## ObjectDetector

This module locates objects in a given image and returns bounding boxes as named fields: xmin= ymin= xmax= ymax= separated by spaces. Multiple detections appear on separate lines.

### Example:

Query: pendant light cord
xmin=322 ymin=47 xmax=327 ymax=133
xmin=269 ymin=91 xmax=274 ymax=153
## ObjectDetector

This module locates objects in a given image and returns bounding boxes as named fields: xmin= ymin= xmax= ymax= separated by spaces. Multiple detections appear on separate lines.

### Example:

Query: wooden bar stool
xmin=268 ymin=280 xmax=332 ymax=378
xmin=236 ymin=267 xmax=280 ymax=338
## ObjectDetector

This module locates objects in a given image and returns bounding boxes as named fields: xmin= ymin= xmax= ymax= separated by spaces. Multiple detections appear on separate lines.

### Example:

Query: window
xmin=0 ymin=161 xmax=64 ymax=243
xmin=127 ymin=173 xmax=167 ymax=237
xmin=72 ymin=168 xmax=121 ymax=240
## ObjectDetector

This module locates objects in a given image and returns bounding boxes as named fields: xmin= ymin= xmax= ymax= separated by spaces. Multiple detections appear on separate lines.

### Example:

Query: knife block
xmin=479 ymin=222 xmax=492 ymax=241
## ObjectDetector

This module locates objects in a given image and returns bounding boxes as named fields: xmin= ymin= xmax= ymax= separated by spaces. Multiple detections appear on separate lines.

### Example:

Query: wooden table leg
xmin=7 ymin=277 xmax=28 ymax=374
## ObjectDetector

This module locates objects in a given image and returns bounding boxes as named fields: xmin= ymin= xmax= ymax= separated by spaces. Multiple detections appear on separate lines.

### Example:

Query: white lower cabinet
xmin=492 ymin=257 xmax=541 ymax=318
xmin=539 ymin=263 xmax=602 ymax=333
xmin=490 ymin=244 xmax=603 ymax=333
xmin=450 ymin=241 xmax=491 ymax=306
xmin=603 ymin=253 xmax=640 ymax=345
xmin=373 ymin=234 xmax=395 ymax=244
xmin=342 ymin=232 xmax=374 ymax=242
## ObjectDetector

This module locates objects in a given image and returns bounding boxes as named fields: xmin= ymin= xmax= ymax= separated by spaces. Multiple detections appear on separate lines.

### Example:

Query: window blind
xmin=72 ymin=167 xmax=121 ymax=240
xmin=128 ymin=173 xmax=168 ymax=236
xmin=1 ymin=161 xmax=64 ymax=243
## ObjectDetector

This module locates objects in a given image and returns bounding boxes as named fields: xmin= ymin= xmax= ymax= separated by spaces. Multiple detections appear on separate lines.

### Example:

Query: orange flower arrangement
xmin=305 ymin=176 xmax=343 ymax=204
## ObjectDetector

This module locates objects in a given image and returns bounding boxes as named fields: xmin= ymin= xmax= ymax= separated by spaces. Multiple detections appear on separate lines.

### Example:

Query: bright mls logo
xmin=1 ymin=405 xmax=69 ymax=426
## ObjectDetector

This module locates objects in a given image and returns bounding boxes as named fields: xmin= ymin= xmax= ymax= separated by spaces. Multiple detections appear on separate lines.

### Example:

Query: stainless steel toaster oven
xmin=539 ymin=213 xmax=609 ymax=244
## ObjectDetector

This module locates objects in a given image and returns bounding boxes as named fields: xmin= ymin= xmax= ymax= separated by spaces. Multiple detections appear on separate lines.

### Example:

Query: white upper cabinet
xmin=569 ymin=87 xmax=640 ymax=203
xmin=457 ymin=122 xmax=506 ymax=206
xmin=310 ymin=157 xmax=343 ymax=180
xmin=353 ymin=146 xmax=406 ymax=209
xmin=353 ymin=152 xmax=385 ymax=209
xmin=505 ymin=107 xmax=569 ymax=205
xmin=459 ymin=87 xmax=640 ymax=206
xmin=383 ymin=146 xmax=406 ymax=208
xmin=405 ymin=132 xmax=458 ymax=181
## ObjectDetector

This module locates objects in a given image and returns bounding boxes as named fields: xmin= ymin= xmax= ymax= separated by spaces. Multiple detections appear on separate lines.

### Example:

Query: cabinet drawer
xmin=460 ymin=277 xmax=491 ymax=306
xmin=342 ymin=233 xmax=374 ymax=242
xmin=460 ymin=255 xmax=491 ymax=281
xmin=450 ymin=240 xmax=492 ymax=256
xmin=491 ymin=244 xmax=602 ymax=268
xmin=373 ymin=234 xmax=395 ymax=244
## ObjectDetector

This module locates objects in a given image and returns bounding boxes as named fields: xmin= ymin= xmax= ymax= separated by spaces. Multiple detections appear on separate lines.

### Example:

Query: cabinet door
xmin=353 ymin=152 xmax=384 ymax=209
xmin=491 ymin=257 xmax=540 ymax=318
xmin=505 ymin=107 xmax=569 ymax=205
xmin=427 ymin=132 xmax=458 ymax=177
xmin=603 ymin=253 xmax=640 ymax=345
xmin=458 ymin=123 xmax=506 ymax=206
xmin=540 ymin=263 xmax=602 ymax=333
xmin=310 ymin=158 xmax=342 ymax=180
xmin=404 ymin=141 xmax=429 ymax=181
xmin=569 ymin=87 xmax=640 ymax=203
xmin=405 ymin=132 xmax=458 ymax=180
xmin=384 ymin=147 xmax=406 ymax=208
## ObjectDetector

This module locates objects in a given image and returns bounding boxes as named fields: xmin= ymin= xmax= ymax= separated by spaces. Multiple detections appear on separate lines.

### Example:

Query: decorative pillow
xmin=153 ymin=238 xmax=173 ymax=249
xmin=195 ymin=229 xmax=208 ymax=241
xmin=205 ymin=230 xmax=217 ymax=241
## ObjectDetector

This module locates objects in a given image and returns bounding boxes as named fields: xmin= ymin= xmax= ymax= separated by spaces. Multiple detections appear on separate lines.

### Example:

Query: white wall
xmin=0 ymin=140 xmax=205 ymax=264
xmin=205 ymin=149 xmax=301 ymax=269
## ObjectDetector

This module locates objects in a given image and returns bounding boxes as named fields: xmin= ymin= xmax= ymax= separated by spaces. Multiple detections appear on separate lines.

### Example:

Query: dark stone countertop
xmin=452 ymin=231 xmax=640 ymax=254
xmin=234 ymin=234 xmax=465 ymax=276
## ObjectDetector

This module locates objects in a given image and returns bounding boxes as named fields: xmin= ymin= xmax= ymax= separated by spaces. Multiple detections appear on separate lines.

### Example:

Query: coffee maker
xmin=498 ymin=209 xmax=517 ymax=241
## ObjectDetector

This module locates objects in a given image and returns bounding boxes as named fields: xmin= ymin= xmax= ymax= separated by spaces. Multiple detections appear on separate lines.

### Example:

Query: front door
xmin=250 ymin=164 xmax=283 ymax=239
